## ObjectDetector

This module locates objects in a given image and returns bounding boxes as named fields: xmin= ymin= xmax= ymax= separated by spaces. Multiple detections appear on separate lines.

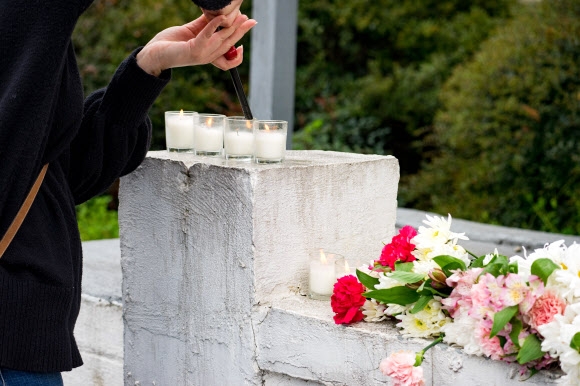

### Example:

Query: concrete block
xmin=119 ymin=150 xmax=399 ymax=385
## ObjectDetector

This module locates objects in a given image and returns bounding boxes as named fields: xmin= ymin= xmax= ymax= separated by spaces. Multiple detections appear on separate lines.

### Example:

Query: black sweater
xmin=0 ymin=0 xmax=170 ymax=372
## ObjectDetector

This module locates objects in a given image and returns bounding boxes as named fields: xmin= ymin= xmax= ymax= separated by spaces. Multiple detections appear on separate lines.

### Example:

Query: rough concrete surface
xmin=64 ymin=150 xmax=577 ymax=385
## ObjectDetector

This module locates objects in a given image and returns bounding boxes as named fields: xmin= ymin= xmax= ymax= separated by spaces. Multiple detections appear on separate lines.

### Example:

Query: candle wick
xmin=236 ymin=129 xmax=239 ymax=136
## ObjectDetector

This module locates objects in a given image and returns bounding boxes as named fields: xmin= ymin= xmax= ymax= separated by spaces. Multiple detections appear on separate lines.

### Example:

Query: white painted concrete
xmin=64 ymin=148 xmax=575 ymax=385
xmin=119 ymin=150 xmax=399 ymax=385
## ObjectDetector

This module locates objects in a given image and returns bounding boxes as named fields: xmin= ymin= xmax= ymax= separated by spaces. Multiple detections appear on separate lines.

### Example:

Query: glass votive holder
xmin=335 ymin=257 xmax=363 ymax=279
xmin=165 ymin=110 xmax=196 ymax=153
xmin=224 ymin=116 xmax=255 ymax=161
xmin=195 ymin=114 xmax=225 ymax=156
xmin=309 ymin=249 xmax=344 ymax=300
xmin=253 ymin=120 xmax=287 ymax=164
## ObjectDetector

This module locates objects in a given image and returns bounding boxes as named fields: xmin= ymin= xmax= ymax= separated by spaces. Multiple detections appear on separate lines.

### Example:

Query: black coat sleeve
xmin=68 ymin=48 xmax=170 ymax=204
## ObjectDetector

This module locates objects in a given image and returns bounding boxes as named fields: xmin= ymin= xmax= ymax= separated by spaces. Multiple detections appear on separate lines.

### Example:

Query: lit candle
xmin=309 ymin=249 xmax=343 ymax=299
xmin=165 ymin=110 xmax=195 ymax=152
xmin=335 ymin=257 xmax=361 ymax=279
xmin=253 ymin=120 xmax=287 ymax=163
xmin=224 ymin=117 xmax=254 ymax=160
xmin=195 ymin=114 xmax=225 ymax=156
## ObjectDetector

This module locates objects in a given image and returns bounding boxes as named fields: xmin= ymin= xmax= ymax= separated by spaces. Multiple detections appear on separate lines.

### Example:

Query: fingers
xmin=183 ymin=15 xmax=211 ymax=37
xmin=212 ymin=45 xmax=245 ymax=71
xmin=194 ymin=15 xmax=256 ymax=65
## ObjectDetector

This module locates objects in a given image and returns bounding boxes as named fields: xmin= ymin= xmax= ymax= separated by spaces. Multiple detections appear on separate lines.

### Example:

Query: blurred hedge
xmin=293 ymin=0 xmax=516 ymax=174
xmin=403 ymin=0 xmax=580 ymax=234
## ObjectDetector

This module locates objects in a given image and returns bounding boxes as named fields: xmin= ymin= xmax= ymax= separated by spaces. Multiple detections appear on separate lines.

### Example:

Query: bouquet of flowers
xmin=331 ymin=214 xmax=580 ymax=386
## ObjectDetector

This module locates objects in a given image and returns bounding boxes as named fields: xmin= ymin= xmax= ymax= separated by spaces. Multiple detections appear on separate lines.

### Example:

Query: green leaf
xmin=490 ymin=305 xmax=519 ymax=338
xmin=395 ymin=262 xmax=414 ymax=272
xmin=498 ymin=335 xmax=507 ymax=349
xmin=356 ymin=269 xmax=380 ymax=290
xmin=508 ymin=261 xmax=519 ymax=274
xmin=570 ymin=332 xmax=580 ymax=353
xmin=363 ymin=286 xmax=421 ymax=306
xmin=531 ymin=258 xmax=560 ymax=285
xmin=481 ymin=263 xmax=506 ymax=278
xmin=470 ymin=255 xmax=486 ymax=268
xmin=388 ymin=271 xmax=425 ymax=284
xmin=509 ymin=318 xmax=523 ymax=348
xmin=433 ymin=255 xmax=467 ymax=271
xmin=410 ymin=295 xmax=433 ymax=314
xmin=419 ymin=280 xmax=451 ymax=297
xmin=517 ymin=335 xmax=544 ymax=364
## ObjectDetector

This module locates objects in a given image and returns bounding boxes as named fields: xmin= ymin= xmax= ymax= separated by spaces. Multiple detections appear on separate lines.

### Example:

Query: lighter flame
xmin=319 ymin=249 xmax=327 ymax=265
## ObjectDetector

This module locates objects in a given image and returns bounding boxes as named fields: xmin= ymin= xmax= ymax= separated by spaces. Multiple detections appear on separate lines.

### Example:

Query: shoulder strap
xmin=0 ymin=163 xmax=49 ymax=259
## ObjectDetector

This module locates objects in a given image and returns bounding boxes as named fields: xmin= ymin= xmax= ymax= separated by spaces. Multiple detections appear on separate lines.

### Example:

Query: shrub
xmin=294 ymin=0 xmax=516 ymax=175
xmin=404 ymin=0 xmax=580 ymax=234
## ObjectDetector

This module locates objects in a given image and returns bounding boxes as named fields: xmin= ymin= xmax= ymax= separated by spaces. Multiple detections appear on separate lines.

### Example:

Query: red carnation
xmin=331 ymin=275 xmax=366 ymax=324
xmin=379 ymin=225 xmax=417 ymax=270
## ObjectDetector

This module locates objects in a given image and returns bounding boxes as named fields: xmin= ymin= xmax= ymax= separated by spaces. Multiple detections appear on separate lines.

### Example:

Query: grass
xmin=76 ymin=195 xmax=119 ymax=241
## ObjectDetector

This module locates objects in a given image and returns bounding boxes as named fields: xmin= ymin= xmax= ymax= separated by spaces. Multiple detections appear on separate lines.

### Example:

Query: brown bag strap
xmin=0 ymin=163 xmax=49 ymax=259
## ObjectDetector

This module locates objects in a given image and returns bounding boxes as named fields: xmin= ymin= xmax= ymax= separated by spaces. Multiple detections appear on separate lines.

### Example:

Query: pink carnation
xmin=379 ymin=351 xmax=425 ymax=386
xmin=378 ymin=226 xmax=418 ymax=270
xmin=529 ymin=291 xmax=566 ymax=329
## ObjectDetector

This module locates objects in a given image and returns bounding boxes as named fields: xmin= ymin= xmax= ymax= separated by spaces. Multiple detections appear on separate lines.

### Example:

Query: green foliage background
xmin=404 ymin=0 xmax=580 ymax=234
xmin=72 ymin=0 xmax=580 ymax=239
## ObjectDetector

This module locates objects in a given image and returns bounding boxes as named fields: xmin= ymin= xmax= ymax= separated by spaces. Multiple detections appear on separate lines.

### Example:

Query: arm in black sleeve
xmin=68 ymin=48 xmax=171 ymax=204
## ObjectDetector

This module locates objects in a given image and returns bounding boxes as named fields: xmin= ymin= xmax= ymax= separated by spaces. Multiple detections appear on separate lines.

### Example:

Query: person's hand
xmin=136 ymin=13 xmax=256 ymax=76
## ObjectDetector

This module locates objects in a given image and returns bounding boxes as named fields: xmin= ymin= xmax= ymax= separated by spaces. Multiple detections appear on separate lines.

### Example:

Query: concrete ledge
xmin=66 ymin=205 xmax=579 ymax=385
xmin=256 ymin=295 xmax=562 ymax=385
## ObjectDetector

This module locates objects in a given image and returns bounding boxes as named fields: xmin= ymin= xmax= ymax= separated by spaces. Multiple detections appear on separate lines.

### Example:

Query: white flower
xmin=510 ymin=240 xmax=567 ymax=279
xmin=413 ymin=242 xmax=470 ymax=267
xmin=538 ymin=303 xmax=580 ymax=384
xmin=412 ymin=260 xmax=439 ymax=278
xmin=375 ymin=272 xmax=402 ymax=290
xmin=412 ymin=214 xmax=468 ymax=252
xmin=385 ymin=303 xmax=410 ymax=316
xmin=362 ymin=299 xmax=387 ymax=322
xmin=482 ymin=249 xmax=499 ymax=266
xmin=395 ymin=298 xmax=450 ymax=338
xmin=442 ymin=314 xmax=484 ymax=357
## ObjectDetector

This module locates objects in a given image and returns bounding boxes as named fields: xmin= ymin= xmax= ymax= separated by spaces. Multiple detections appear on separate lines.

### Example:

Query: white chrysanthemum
xmin=538 ymin=303 xmax=580 ymax=384
xmin=375 ymin=272 xmax=402 ymax=290
xmin=412 ymin=259 xmax=439 ymax=277
xmin=413 ymin=242 xmax=470 ymax=267
xmin=442 ymin=314 xmax=484 ymax=357
xmin=385 ymin=303 xmax=410 ymax=316
xmin=510 ymin=240 xmax=567 ymax=278
xmin=395 ymin=298 xmax=450 ymax=338
xmin=412 ymin=214 xmax=468 ymax=252
xmin=362 ymin=299 xmax=387 ymax=322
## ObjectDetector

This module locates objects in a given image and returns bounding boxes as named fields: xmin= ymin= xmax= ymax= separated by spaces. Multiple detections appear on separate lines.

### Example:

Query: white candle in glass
xmin=195 ymin=114 xmax=225 ymax=155
xmin=224 ymin=117 xmax=254 ymax=159
xmin=253 ymin=120 xmax=287 ymax=163
xmin=165 ymin=110 xmax=195 ymax=152
xmin=309 ymin=250 xmax=343 ymax=298
xmin=225 ymin=131 xmax=254 ymax=155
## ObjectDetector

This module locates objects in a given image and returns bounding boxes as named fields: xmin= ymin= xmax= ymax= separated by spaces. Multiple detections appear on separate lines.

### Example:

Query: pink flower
xmin=331 ymin=275 xmax=366 ymax=324
xmin=378 ymin=226 xmax=418 ymax=269
xmin=379 ymin=351 xmax=425 ymax=386
xmin=528 ymin=291 xmax=566 ymax=329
